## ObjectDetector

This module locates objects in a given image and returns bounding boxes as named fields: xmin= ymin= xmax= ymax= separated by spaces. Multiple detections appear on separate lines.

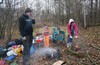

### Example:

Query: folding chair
xmin=51 ymin=27 xmax=66 ymax=44
xmin=58 ymin=30 xmax=66 ymax=43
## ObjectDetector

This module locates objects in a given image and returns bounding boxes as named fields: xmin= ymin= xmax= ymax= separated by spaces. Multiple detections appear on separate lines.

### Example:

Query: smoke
xmin=30 ymin=47 xmax=60 ymax=64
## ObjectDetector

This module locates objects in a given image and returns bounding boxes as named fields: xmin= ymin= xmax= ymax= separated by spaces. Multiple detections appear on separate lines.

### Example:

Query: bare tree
xmin=0 ymin=0 xmax=27 ymax=41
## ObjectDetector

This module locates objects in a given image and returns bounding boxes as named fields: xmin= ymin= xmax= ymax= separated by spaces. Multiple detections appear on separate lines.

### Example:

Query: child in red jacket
xmin=67 ymin=19 xmax=78 ymax=47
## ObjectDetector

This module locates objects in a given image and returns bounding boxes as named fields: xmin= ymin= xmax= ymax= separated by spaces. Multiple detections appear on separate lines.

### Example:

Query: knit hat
xmin=45 ymin=26 xmax=48 ymax=29
xmin=25 ymin=8 xmax=32 ymax=13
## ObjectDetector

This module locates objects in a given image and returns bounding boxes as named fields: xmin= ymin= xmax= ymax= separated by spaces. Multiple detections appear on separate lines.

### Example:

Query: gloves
xmin=75 ymin=36 xmax=78 ymax=38
xmin=70 ymin=36 xmax=73 ymax=38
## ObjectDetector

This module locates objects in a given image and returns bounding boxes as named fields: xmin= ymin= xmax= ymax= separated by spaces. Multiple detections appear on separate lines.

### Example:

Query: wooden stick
xmin=66 ymin=48 xmax=85 ymax=58
xmin=86 ymin=51 xmax=97 ymax=65
xmin=90 ymin=44 xmax=100 ymax=51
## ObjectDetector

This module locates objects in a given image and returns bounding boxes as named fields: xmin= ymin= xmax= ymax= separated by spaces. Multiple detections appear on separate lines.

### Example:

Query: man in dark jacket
xmin=19 ymin=8 xmax=35 ymax=65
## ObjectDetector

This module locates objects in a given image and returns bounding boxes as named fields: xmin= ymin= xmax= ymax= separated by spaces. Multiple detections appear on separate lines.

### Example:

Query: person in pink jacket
xmin=67 ymin=19 xmax=78 ymax=47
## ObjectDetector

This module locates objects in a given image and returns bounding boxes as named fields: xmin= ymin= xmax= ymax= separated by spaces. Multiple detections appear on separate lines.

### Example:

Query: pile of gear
xmin=0 ymin=35 xmax=43 ymax=61
xmin=0 ymin=34 xmax=60 ymax=65
xmin=0 ymin=38 xmax=36 ymax=65
xmin=0 ymin=39 xmax=24 ymax=61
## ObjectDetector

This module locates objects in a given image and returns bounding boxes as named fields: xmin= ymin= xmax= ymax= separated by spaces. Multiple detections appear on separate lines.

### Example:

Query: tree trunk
xmin=99 ymin=0 xmax=100 ymax=8
xmin=83 ymin=1 xmax=87 ymax=28
xmin=91 ymin=0 xmax=93 ymax=25
xmin=95 ymin=0 xmax=98 ymax=24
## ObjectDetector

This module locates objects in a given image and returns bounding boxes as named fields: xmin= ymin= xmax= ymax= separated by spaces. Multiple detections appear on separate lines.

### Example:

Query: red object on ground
xmin=0 ymin=60 xmax=5 ymax=65
xmin=75 ymin=45 xmax=80 ymax=51
xmin=12 ymin=45 xmax=17 ymax=49
xmin=36 ymin=39 xmax=41 ymax=43
xmin=75 ymin=45 xmax=79 ymax=48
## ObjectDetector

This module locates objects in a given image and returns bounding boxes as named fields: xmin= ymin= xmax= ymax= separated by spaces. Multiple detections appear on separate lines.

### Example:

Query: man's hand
xmin=23 ymin=37 xmax=26 ymax=40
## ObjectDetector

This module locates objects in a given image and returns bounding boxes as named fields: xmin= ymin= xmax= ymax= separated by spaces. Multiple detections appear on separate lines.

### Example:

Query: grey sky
xmin=28 ymin=0 xmax=46 ymax=10
xmin=27 ymin=0 xmax=54 ymax=11
xmin=0 ymin=0 xmax=2 ymax=2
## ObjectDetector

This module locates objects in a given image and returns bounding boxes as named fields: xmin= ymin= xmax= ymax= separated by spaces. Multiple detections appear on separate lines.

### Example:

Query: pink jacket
xmin=67 ymin=20 xmax=78 ymax=36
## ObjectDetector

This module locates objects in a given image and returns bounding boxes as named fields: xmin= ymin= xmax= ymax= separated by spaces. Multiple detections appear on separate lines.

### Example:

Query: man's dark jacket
xmin=19 ymin=14 xmax=35 ymax=37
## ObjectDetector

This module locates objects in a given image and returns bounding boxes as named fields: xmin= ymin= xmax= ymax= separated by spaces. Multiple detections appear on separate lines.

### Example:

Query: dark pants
xmin=67 ymin=30 xmax=74 ymax=44
xmin=22 ymin=36 xmax=33 ymax=65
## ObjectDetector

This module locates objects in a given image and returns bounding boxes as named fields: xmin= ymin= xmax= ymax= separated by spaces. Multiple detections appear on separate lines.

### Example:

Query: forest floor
xmin=3 ymin=25 xmax=100 ymax=65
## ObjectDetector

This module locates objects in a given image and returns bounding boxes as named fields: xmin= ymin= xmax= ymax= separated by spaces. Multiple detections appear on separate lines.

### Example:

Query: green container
xmin=11 ymin=62 xmax=18 ymax=65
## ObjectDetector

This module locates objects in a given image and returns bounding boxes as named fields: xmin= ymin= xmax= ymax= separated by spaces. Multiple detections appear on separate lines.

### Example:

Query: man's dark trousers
xmin=22 ymin=36 xmax=33 ymax=65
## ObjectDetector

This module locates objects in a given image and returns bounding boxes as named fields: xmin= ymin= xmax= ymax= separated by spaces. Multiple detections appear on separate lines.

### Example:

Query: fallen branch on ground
xmin=66 ymin=48 xmax=85 ymax=58
xmin=86 ymin=51 xmax=98 ymax=65
xmin=90 ymin=44 xmax=100 ymax=51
